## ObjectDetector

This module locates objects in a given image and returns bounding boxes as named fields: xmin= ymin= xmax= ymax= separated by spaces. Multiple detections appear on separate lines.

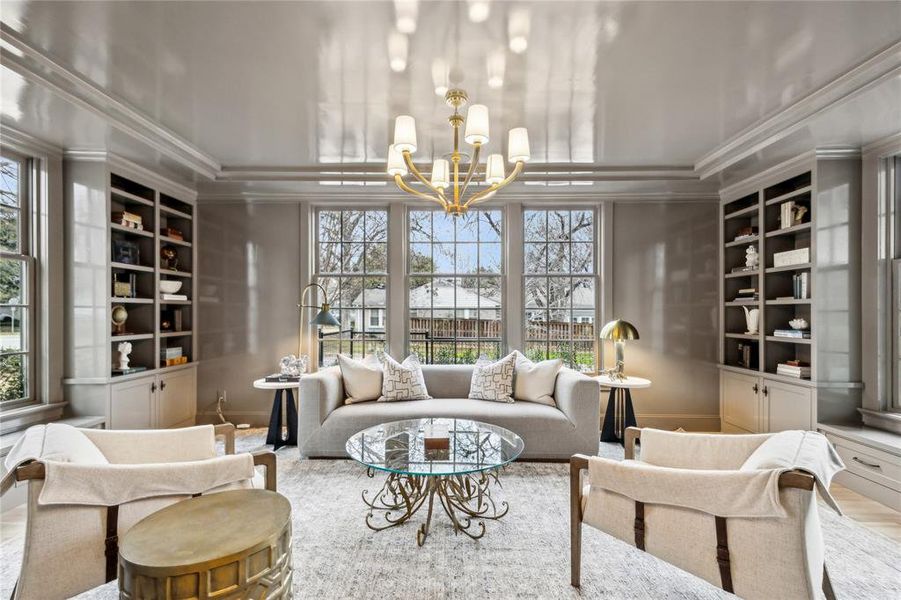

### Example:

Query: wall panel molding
xmin=696 ymin=39 xmax=901 ymax=179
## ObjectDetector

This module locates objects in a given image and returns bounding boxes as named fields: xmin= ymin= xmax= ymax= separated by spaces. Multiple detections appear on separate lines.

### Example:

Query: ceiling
xmin=1 ymin=0 xmax=900 ymax=192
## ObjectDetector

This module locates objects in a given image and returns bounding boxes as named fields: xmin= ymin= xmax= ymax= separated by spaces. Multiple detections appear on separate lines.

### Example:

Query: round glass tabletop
xmin=345 ymin=418 xmax=525 ymax=476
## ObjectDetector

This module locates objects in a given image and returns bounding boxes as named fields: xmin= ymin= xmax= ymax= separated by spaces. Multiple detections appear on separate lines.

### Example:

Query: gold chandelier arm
xmin=394 ymin=175 xmax=447 ymax=208
xmin=464 ymin=161 xmax=524 ymax=208
xmin=459 ymin=142 xmax=481 ymax=200
xmin=402 ymin=151 xmax=445 ymax=196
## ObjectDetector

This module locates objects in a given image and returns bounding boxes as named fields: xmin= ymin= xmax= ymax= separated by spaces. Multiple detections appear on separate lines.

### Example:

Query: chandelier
xmin=387 ymin=88 xmax=530 ymax=216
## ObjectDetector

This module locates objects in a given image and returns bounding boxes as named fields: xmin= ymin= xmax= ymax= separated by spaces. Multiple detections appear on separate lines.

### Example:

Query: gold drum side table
xmin=118 ymin=489 xmax=292 ymax=599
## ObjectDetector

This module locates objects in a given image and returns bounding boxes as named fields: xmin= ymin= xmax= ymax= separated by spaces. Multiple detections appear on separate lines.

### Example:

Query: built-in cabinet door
xmin=157 ymin=368 xmax=197 ymax=428
xmin=110 ymin=375 xmax=155 ymax=429
xmin=721 ymin=370 xmax=761 ymax=433
xmin=763 ymin=379 xmax=813 ymax=432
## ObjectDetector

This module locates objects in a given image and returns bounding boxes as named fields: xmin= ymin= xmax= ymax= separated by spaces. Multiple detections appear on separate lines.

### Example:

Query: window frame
xmin=521 ymin=207 xmax=600 ymax=373
xmin=1 ymin=149 xmax=36 ymax=411
xmin=313 ymin=207 xmax=390 ymax=367
xmin=892 ymin=155 xmax=901 ymax=412
xmin=404 ymin=206 xmax=506 ymax=364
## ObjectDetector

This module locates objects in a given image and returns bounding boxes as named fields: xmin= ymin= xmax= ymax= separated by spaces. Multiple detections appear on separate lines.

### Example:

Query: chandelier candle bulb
xmin=508 ymin=128 xmax=530 ymax=162
xmin=386 ymin=145 xmax=407 ymax=176
xmin=431 ymin=159 xmax=450 ymax=189
xmin=393 ymin=115 xmax=417 ymax=153
xmin=388 ymin=31 xmax=408 ymax=73
xmin=464 ymin=104 xmax=490 ymax=145
xmin=486 ymin=154 xmax=505 ymax=184
xmin=487 ymin=49 xmax=505 ymax=89
xmin=467 ymin=0 xmax=490 ymax=23
xmin=394 ymin=0 xmax=418 ymax=34
xmin=508 ymin=8 xmax=530 ymax=54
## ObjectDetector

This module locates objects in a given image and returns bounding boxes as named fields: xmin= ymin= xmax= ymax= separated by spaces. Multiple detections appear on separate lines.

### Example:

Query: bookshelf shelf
xmin=111 ymin=187 xmax=154 ymax=207
xmin=724 ymin=205 xmax=758 ymax=220
xmin=725 ymin=270 xmax=759 ymax=279
xmin=725 ymin=332 xmax=760 ymax=340
xmin=725 ymin=235 xmax=759 ymax=248
xmin=765 ymin=335 xmax=812 ymax=345
xmin=764 ymin=185 xmax=812 ymax=206
xmin=111 ymin=261 xmax=154 ymax=273
xmin=110 ymin=223 xmax=154 ymax=238
xmin=765 ymin=222 xmax=811 ymax=238
xmin=765 ymin=299 xmax=810 ymax=305
xmin=765 ymin=263 xmax=811 ymax=274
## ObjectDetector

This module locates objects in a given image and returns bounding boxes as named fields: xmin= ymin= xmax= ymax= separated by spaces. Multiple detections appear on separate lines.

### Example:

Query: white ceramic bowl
xmin=159 ymin=280 xmax=183 ymax=294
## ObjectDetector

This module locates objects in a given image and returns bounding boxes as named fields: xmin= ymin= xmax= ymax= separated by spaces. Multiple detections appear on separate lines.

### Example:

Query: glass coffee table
xmin=346 ymin=418 xmax=524 ymax=546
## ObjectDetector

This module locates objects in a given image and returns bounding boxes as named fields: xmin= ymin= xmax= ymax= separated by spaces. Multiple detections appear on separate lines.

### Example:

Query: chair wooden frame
xmin=571 ymin=427 xmax=835 ymax=598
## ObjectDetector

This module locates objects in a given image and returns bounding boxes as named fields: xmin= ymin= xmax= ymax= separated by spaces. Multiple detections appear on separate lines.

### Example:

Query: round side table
xmin=594 ymin=375 xmax=651 ymax=445
xmin=254 ymin=378 xmax=301 ymax=450
xmin=118 ymin=490 xmax=292 ymax=599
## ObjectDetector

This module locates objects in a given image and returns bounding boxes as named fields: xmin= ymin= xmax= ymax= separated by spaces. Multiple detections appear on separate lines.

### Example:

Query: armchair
xmin=571 ymin=427 xmax=841 ymax=600
xmin=1 ymin=423 xmax=276 ymax=600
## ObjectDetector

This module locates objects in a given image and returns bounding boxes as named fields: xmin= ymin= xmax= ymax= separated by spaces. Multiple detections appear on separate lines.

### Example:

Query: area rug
xmin=2 ymin=432 xmax=899 ymax=599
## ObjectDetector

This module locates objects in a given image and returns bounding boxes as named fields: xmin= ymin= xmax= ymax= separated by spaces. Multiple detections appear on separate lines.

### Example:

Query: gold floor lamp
xmin=297 ymin=283 xmax=341 ymax=364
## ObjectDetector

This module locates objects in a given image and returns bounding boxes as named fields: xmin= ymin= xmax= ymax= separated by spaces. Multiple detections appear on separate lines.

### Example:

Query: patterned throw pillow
xmin=378 ymin=353 xmax=431 ymax=402
xmin=468 ymin=353 xmax=516 ymax=403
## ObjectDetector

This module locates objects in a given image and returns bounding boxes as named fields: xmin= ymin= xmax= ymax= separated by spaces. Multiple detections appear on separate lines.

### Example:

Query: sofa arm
xmin=299 ymin=367 xmax=344 ymax=424
xmin=555 ymin=369 xmax=600 ymax=448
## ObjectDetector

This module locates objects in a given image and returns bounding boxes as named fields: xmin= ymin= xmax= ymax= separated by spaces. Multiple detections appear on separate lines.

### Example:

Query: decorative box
xmin=773 ymin=247 xmax=809 ymax=267
xmin=424 ymin=422 xmax=450 ymax=450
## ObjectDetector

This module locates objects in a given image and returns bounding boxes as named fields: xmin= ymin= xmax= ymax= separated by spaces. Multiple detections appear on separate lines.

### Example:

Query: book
xmin=773 ymin=248 xmax=809 ymax=268
xmin=112 ymin=366 xmax=148 ymax=375
xmin=773 ymin=329 xmax=811 ymax=338
xmin=161 ymin=293 xmax=188 ymax=301
xmin=731 ymin=265 xmax=756 ymax=273
xmin=265 ymin=373 xmax=301 ymax=383
xmin=162 ymin=347 xmax=183 ymax=359
xmin=780 ymin=201 xmax=795 ymax=229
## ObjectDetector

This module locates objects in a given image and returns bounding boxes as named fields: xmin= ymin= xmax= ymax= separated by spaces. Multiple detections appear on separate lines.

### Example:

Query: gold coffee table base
xmin=362 ymin=467 xmax=509 ymax=546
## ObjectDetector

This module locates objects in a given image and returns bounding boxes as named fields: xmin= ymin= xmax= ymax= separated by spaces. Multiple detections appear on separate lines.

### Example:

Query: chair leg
xmin=570 ymin=456 xmax=587 ymax=588
xmin=822 ymin=565 xmax=836 ymax=600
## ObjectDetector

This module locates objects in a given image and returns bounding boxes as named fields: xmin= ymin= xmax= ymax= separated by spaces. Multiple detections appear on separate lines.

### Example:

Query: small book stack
xmin=733 ymin=287 xmax=759 ymax=303
xmin=773 ymin=328 xmax=811 ymax=339
xmin=264 ymin=373 xmax=301 ymax=383
xmin=776 ymin=360 xmax=811 ymax=379
xmin=792 ymin=272 xmax=809 ymax=299
xmin=161 ymin=346 xmax=188 ymax=367
xmin=731 ymin=265 xmax=756 ymax=274
xmin=112 ymin=211 xmax=143 ymax=230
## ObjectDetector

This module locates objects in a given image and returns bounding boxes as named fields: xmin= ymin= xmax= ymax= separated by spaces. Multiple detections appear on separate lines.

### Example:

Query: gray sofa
xmin=298 ymin=364 xmax=600 ymax=460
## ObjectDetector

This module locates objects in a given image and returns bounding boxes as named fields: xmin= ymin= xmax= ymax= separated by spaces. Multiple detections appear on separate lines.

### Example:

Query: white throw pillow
xmin=379 ymin=353 xmax=431 ymax=401
xmin=338 ymin=354 xmax=383 ymax=404
xmin=469 ymin=353 xmax=516 ymax=403
xmin=513 ymin=351 xmax=562 ymax=406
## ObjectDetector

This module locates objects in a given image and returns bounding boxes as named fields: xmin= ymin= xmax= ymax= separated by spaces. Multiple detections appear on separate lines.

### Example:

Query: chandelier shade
xmin=387 ymin=88 xmax=529 ymax=216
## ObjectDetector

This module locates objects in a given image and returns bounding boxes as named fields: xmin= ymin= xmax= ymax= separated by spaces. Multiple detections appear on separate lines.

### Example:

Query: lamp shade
xmin=508 ymin=127 xmax=530 ymax=163
xmin=485 ymin=154 xmax=505 ymax=184
xmin=311 ymin=307 xmax=340 ymax=327
xmin=431 ymin=159 xmax=450 ymax=189
xmin=393 ymin=115 xmax=417 ymax=153
xmin=388 ymin=31 xmax=408 ymax=73
xmin=387 ymin=144 xmax=408 ymax=176
xmin=464 ymin=104 xmax=490 ymax=145
xmin=600 ymin=319 xmax=640 ymax=341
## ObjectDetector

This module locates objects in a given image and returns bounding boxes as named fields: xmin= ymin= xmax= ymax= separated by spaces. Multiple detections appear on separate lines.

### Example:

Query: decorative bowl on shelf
xmin=788 ymin=318 xmax=809 ymax=330
xmin=159 ymin=280 xmax=183 ymax=294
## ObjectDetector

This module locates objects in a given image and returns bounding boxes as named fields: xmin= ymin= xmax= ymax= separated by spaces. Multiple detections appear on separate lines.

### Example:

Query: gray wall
xmin=197 ymin=202 xmax=301 ymax=424
xmin=607 ymin=202 xmax=720 ymax=430
xmin=196 ymin=199 xmax=721 ymax=430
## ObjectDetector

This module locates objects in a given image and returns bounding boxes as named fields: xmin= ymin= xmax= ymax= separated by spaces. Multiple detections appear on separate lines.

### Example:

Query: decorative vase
xmin=743 ymin=307 xmax=760 ymax=335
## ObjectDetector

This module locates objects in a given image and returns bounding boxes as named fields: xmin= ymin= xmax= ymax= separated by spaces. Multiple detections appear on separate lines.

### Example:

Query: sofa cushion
xmin=326 ymin=397 xmax=572 ymax=437
xmin=513 ymin=352 xmax=562 ymax=406
xmin=338 ymin=354 xmax=382 ymax=404
xmin=469 ymin=353 xmax=515 ymax=402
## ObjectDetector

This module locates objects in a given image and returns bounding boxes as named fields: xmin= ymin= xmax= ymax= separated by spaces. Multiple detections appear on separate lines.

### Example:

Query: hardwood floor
xmin=829 ymin=483 xmax=901 ymax=542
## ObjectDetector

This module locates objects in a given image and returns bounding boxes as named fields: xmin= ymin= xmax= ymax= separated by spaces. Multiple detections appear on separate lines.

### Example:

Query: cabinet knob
xmin=151 ymin=382 xmax=157 ymax=393
xmin=752 ymin=384 xmax=759 ymax=394
xmin=763 ymin=386 xmax=768 ymax=396
xmin=160 ymin=380 xmax=167 ymax=391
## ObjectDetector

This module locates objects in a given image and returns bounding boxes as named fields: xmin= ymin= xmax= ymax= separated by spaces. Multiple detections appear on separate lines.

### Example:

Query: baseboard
xmin=635 ymin=414 xmax=721 ymax=432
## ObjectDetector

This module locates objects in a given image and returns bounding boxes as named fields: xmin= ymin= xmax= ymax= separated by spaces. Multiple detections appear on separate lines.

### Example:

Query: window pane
xmin=0 ymin=258 xmax=24 ymax=304
xmin=342 ymin=211 xmax=365 ymax=241
xmin=409 ymin=211 xmax=432 ymax=241
xmin=365 ymin=211 xmax=388 ymax=242
xmin=318 ymin=211 xmax=341 ymax=242
xmin=0 ymin=307 xmax=26 ymax=351
xmin=0 ymin=158 xmax=19 ymax=208
xmin=408 ymin=209 xmax=504 ymax=364
xmin=0 ymin=207 xmax=19 ymax=252
xmin=342 ymin=242 xmax=364 ymax=272
xmin=523 ymin=209 xmax=597 ymax=371
xmin=363 ymin=277 xmax=387 ymax=307
xmin=0 ymin=353 xmax=27 ymax=403
xmin=525 ymin=342 xmax=547 ymax=362
xmin=365 ymin=243 xmax=387 ymax=273
xmin=318 ymin=243 xmax=341 ymax=273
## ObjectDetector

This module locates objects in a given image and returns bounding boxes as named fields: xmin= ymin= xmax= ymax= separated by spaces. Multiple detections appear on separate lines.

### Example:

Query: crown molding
xmin=695 ymin=39 xmax=901 ymax=180
xmin=863 ymin=131 xmax=901 ymax=158
xmin=217 ymin=164 xmax=700 ymax=182
xmin=1 ymin=23 xmax=220 ymax=179
xmin=65 ymin=149 xmax=197 ymax=200
xmin=0 ymin=121 xmax=62 ymax=157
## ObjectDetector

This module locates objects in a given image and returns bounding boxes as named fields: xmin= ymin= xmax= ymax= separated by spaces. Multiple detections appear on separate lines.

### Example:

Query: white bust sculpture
xmin=117 ymin=341 xmax=132 ymax=371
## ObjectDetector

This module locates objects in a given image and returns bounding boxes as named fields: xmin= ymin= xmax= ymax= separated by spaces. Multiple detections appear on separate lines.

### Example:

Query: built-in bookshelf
xmin=64 ymin=155 xmax=198 ymax=429
xmin=718 ymin=152 xmax=862 ymax=433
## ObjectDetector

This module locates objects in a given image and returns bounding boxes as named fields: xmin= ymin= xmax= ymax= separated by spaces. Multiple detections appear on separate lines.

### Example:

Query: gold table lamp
xmin=600 ymin=319 xmax=639 ymax=380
